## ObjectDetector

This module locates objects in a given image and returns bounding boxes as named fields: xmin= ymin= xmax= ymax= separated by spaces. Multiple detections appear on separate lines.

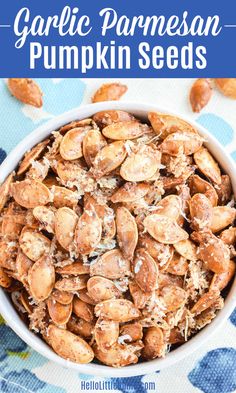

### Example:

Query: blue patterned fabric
xmin=0 ymin=78 xmax=235 ymax=393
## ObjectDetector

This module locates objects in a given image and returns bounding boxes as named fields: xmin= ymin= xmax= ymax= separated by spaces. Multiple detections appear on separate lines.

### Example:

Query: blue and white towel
xmin=0 ymin=78 xmax=235 ymax=393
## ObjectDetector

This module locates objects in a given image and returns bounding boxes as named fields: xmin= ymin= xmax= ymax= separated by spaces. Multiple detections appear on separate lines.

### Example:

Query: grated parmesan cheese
xmin=118 ymin=334 xmax=132 ymax=344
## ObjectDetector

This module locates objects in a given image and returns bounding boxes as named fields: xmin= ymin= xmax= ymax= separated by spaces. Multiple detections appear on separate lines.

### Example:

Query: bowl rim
xmin=0 ymin=100 xmax=235 ymax=378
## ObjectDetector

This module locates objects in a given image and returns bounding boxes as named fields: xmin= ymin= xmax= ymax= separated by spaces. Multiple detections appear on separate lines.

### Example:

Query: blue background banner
xmin=0 ymin=0 xmax=236 ymax=77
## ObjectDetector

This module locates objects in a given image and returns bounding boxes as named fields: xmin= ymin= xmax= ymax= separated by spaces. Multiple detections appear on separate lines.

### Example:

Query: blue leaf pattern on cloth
xmin=0 ymin=370 xmax=45 ymax=392
xmin=0 ymin=325 xmax=27 ymax=360
xmin=0 ymin=148 xmax=7 ymax=164
xmin=0 ymin=346 xmax=7 ymax=362
xmin=229 ymin=308 xmax=236 ymax=326
xmin=0 ymin=79 xmax=85 ymax=154
xmin=196 ymin=114 xmax=234 ymax=146
xmin=188 ymin=348 xmax=236 ymax=393
xmin=230 ymin=151 xmax=236 ymax=161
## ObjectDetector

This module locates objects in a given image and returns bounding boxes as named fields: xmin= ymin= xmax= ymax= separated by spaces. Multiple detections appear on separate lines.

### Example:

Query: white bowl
xmin=0 ymin=101 xmax=236 ymax=378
